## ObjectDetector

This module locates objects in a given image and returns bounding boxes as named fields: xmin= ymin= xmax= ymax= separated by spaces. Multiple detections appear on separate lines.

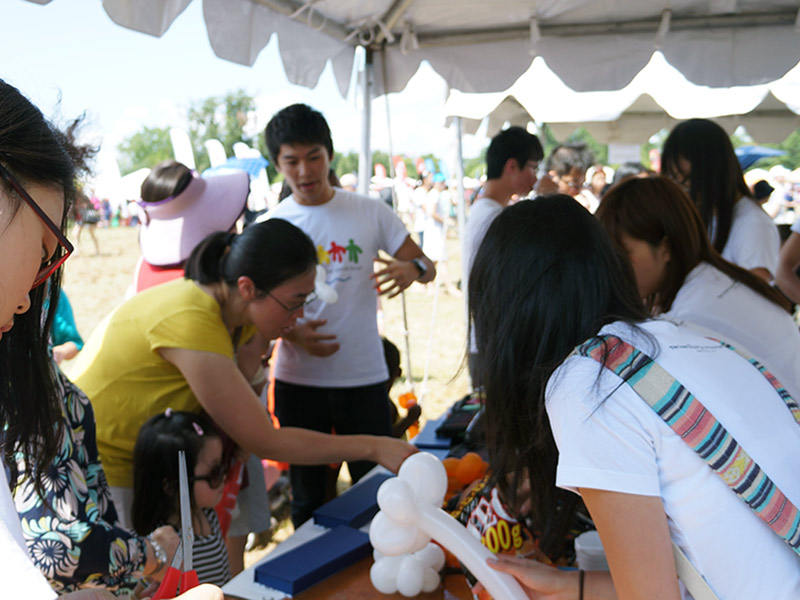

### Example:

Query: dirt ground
xmin=60 ymin=223 xmax=472 ymax=564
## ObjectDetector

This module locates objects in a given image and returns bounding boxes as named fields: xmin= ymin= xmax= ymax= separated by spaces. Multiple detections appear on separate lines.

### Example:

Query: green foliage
xmin=116 ymin=126 xmax=173 ymax=176
xmin=187 ymin=89 xmax=258 ymax=173
xmin=331 ymin=151 xmax=359 ymax=177
xmin=536 ymin=125 xmax=608 ymax=166
xmin=464 ymin=147 xmax=487 ymax=179
xmin=746 ymin=128 xmax=800 ymax=170
xmin=117 ymin=89 xmax=260 ymax=176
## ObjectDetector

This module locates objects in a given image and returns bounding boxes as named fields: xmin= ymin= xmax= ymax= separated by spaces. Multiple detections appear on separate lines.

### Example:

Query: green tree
xmin=188 ymin=89 xmax=258 ymax=172
xmin=118 ymin=90 xmax=263 ymax=177
xmin=331 ymin=152 xmax=359 ymax=177
xmin=116 ymin=126 xmax=173 ymax=176
xmin=464 ymin=147 xmax=487 ymax=179
xmin=565 ymin=127 xmax=608 ymax=165
xmin=750 ymin=128 xmax=800 ymax=171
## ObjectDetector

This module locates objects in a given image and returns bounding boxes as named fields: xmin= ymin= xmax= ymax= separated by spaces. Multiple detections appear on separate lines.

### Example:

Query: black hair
xmin=469 ymin=195 xmax=648 ymax=555
xmin=661 ymin=119 xmax=752 ymax=255
xmin=0 ymin=79 xmax=94 ymax=493
xmin=597 ymin=176 xmax=791 ymax=314
xmin=264 ymin=103 xmax=334 ymax=164
xmin=184 ymin=218 xmax=317 ymax=292
xmin=382 ymin=337 xmax=401 ymax=383
xmin=140 ymin=160 xmax=193 ymax=203
xmin=486 ymin=127 xmax=544 ymax=180
xmin=544 ymin=143 xmax=594 ymax=176
xmin=132 ymin=411 xmax=220 ymax=535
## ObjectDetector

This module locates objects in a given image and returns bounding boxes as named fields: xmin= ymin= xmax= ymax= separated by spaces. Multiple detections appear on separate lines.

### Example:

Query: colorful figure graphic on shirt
xmin=346 ymin=239 xmax=363 ymax=264
xmin=328 ymin=241 xmax=346 ymax=262
xmin=317 ymin=245 xmax=330 ymax=265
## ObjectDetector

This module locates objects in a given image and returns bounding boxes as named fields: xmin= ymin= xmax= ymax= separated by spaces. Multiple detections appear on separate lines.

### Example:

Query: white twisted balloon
xmin=369 ymin=452 xmax=528 ymax=599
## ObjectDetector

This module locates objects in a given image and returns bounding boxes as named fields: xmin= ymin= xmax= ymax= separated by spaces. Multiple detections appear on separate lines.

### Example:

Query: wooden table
xmin=290 ymin=556 xmax=471 ymax=599
xmin=225 ymin=548 xmax=471 ymax=600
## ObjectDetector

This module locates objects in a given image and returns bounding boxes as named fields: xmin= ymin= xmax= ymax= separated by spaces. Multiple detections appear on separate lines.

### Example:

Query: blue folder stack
xmin=254 ymin=524 xmax=372 ymax=595
xmin=312 ymin=472 xmax=393 ymax=528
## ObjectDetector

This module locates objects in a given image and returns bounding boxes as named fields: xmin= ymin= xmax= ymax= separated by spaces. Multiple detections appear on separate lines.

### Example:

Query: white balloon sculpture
xmin=369 ymin=452 xmax=527 ymax=599
xmin=314 ymin=265 xmax=338 ymax=304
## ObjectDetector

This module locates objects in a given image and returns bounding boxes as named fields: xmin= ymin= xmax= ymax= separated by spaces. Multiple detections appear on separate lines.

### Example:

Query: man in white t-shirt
xmin=258 ymin=104 xmax=436 ymax=527
xmin=465 ymin=127 xmax=543 ymax=387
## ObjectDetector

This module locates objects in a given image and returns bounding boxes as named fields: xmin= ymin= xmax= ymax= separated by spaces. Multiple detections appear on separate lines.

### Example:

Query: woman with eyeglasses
xmin=661 ymin=118 xmax=780 ymax=282
xmin=70 ymin=219 xmax=416 ymax=559
xmin=0 ymin=80 xmax=223 ymax=600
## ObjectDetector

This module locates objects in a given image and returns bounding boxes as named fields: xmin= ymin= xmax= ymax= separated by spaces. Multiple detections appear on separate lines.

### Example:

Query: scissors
xmin=153 ymin=450 xmax=199 ymax=599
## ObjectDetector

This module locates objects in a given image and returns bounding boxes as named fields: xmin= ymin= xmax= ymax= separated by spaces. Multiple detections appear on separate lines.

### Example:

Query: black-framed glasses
xmin=268 ymin=291 xmax=317 ymax=313
xmin=191 ymin=461 xmax=228 ymax=489
xmin=0 ymin=163 xmax=73 ymax=288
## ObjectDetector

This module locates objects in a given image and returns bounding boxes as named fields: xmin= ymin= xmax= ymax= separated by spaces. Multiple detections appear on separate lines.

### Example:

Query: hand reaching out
xmin=283 ymin=319 xmax=340 ymax=357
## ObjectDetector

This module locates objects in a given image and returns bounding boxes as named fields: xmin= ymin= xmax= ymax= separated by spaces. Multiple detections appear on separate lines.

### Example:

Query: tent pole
xmin=377 ymin=47 xmax=415 ymax=394
xmin=358 ymin=47 xmax=373 ymax=196
xmin=453 ymin=114 xmax=472 ymax=390
xmin=453 ymin=115 xmax=467 ymax=328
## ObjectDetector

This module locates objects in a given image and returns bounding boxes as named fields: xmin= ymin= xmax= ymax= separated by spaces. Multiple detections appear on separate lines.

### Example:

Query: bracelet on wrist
xmin=146 ymin=534 xmax=167 ymax=575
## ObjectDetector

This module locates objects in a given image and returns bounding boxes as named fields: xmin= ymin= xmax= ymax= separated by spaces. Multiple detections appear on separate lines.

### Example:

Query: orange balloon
xmin=454 ymin=452 xmax=488 ymax=485
xmin=441 ymin=457 xmax=460 ymax=477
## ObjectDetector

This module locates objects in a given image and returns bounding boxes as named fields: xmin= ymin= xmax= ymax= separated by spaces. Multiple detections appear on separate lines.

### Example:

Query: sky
xmin=1 ymin=0 xmax=488 ymax=184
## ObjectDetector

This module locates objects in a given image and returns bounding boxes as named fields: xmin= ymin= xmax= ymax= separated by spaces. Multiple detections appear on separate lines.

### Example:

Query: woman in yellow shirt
xmin=72 ymin=219 xmax=415 ymax=534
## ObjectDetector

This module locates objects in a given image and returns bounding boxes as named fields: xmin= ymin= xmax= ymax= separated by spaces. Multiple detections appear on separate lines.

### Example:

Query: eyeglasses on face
xmin=268 ymin=291 xmax=317 ymax=313
xmin=191 ymin=461 xmax=228 ymax=489
xmin=0 ymin=163 xmax=73 ymax=288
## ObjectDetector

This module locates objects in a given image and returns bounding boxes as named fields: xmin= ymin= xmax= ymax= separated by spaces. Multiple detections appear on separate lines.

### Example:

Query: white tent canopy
xmin=444 ymin=53 xmax=800 ymax=144
xmin=32 ymin=0 xmax=800 ymax=96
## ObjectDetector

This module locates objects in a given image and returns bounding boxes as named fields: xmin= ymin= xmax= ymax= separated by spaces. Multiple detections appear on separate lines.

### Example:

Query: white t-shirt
xmin=411 ymin=186 xmax=428 ymax=233
xmin=791 ymin=218 xmax=800 ymax=235
xmin=665 ymin=261 xmax=800 ymax=399
xmin=720 ymin=197 xmax=780 ymax=275
xmin=0 ymin=468 xmax=56 ymax=599
xmin=422 ymin=188 xmax=450 ymax=262
xmin=260 ymin=189 xmax=410 ymax=387
xmin=464 ymin=196 xmax=504 ymax=353
xmin=547 ymin=319 xmax=800 ymax=600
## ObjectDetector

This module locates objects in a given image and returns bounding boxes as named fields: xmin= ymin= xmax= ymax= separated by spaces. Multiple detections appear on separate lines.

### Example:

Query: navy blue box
xmin=312 ymin=472 xmax=392 ymax=528
xmin=254 ymin=525 xmax=372 ymax=595
xmin=413 ymin=414 xmax=452 ymax=450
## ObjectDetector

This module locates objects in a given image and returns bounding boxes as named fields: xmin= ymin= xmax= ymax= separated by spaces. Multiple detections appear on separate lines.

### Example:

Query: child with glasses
xmin=132 ymin=410 xmax=232 ymax=586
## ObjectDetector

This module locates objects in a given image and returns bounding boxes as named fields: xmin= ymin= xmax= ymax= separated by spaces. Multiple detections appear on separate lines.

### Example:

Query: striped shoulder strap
xmin=573 ymin=334 xmax=800 ymax=557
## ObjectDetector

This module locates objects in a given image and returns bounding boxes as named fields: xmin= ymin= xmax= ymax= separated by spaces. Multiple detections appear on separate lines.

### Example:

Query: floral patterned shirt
xmin=13 ymin=370 xmax=147 ymax=593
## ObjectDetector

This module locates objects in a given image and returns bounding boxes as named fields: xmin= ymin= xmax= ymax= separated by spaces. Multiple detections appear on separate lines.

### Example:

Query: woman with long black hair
xmin=661 ymin=118 xmax=780 ymax=281
xmin=470 ymin=196 xmax=800 ymax=599
xmin=0 ymin=80 xmax=221 ymax=599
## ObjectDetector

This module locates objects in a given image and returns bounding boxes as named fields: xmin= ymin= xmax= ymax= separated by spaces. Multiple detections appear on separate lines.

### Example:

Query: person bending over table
xmin=71 ymin=219 xmax=416 ymax=558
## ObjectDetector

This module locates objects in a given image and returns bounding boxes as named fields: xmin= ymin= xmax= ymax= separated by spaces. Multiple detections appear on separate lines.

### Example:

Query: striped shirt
xmin=184 ymin=508 xmax=231 ymax=586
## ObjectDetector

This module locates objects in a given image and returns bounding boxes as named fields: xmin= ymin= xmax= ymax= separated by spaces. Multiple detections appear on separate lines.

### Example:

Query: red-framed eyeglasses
xmin=0 ymin=163 xmax=73 ymax=288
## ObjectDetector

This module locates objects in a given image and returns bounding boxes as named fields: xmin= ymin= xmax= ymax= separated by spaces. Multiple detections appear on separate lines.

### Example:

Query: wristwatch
xmin=411 ymin=257 xmax=428 ymax=280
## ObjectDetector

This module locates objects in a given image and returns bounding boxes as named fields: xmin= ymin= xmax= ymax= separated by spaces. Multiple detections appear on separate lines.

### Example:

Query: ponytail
xmin=184 ymin=231 xmax=236 ymax=284
xmin=184 ymin=219 xmax=316 ymax=292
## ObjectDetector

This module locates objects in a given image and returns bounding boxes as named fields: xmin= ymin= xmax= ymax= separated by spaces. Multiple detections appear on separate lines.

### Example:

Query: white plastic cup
xmin=574 ymin=530 xmax=609 ymax=571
